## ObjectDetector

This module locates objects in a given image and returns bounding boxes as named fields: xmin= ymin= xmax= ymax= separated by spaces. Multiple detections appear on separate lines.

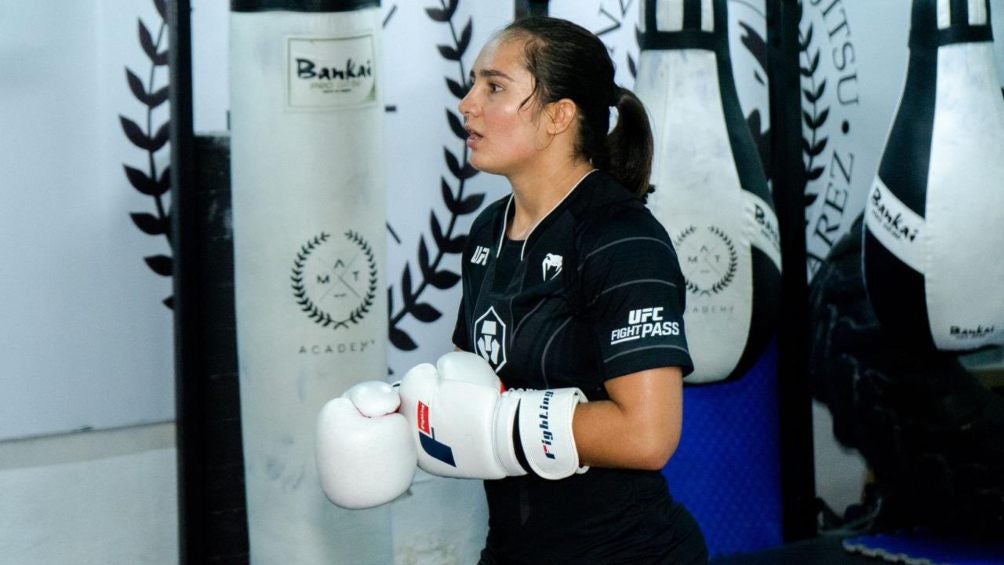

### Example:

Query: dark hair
xmin=501 ymin=16 xmax=653 ymax=199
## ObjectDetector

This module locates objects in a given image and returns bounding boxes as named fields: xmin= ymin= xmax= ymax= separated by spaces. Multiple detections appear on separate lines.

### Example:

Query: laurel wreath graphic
xmin=593 ymin=0 xmax=639 ymax=80
xmin=292 ymin=231 xmax=378 ymax=330
xmin=121 ymin=0 xmax=172 ymax=309
xmin=675 ymin=225 xmax=738 ymax=296
xmin=386 ymin=0 xmax=484 ymax=351
xmin=798 ymin=0 xmax=829 ymax=216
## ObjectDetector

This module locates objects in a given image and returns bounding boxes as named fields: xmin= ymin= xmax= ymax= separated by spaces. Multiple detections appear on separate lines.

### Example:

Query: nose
xmin=458 ymin=84 xmax=476 ymax=119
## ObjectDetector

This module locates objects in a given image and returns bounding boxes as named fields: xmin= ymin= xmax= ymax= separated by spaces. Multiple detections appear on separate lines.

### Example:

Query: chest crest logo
xmin=474 ymin=306 xmax=507 ymax=371
xmin=542 ymin=253 xmax=563 ymax=281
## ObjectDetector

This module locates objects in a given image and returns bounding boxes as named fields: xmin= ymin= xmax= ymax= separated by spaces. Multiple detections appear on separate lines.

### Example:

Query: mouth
xmin=464 ymin=125 xmax=483 ymax=145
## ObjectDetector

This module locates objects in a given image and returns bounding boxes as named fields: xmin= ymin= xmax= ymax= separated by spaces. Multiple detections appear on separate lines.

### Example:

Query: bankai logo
xmin=610 ymin=307 xmax=681 ymax=345
xmin=754 ymin=202 xmax=782 ymax=255
xmin=291 ymin=231 xmax=378 ymax=330
xmin=296 ymin=57 xmax=372 ymax=81
xmin=673 ymin=225 xmax=738 ymax=296
xmin=474 ymin=306 xmax=507 ymax=370
xmin=542 ymin=253 xmax=562 ymax=280
xmin=287 ymin=35 xmax=377 ymax=108
xmin=950 ymin=325 xmax=996 ymax=339
xmin=869 ymin=185 xmax=919 ymax=243
xmin=471 ymin=245 xmax=490 ymax=266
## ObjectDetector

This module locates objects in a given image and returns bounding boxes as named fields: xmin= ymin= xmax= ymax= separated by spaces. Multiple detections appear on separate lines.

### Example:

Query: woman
xmin=452 ymin=16 xmax=708 ymax=565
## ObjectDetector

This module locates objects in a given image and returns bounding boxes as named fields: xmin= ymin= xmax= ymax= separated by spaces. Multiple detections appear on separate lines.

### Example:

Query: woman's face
xmin=458 ymin=36 xmax=549 ymax=176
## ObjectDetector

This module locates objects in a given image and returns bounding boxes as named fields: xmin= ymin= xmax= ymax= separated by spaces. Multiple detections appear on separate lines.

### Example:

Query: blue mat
xmin=663 ymin=340 xmax=784 ymax=557
xmin=843 ymin=532 xmax=1004 ymax=565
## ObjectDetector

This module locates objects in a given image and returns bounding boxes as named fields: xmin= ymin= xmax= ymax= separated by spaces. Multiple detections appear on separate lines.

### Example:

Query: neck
xmin=506 ymin=159 xmax=595 ymax=240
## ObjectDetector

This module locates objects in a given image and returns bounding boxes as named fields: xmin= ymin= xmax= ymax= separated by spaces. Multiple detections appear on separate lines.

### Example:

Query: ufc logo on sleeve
xmin=611 ymin=307 xmax=680 ymax=345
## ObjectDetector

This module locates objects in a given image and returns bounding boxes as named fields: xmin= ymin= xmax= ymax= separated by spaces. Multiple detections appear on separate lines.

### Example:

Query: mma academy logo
xmin=673 ymin=225 xmax=738 ymax=296
xmin=474 ymin=306 xmax=507 ymax=371
xmin=291 ymin=230 xmax=378 ymax=330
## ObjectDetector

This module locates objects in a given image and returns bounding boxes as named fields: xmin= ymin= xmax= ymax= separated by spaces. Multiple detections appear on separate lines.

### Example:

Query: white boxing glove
xmin=316 ymin=381 xmax=417 ymax=509
xmin=398 ymin=351 xmax=588 ymax=481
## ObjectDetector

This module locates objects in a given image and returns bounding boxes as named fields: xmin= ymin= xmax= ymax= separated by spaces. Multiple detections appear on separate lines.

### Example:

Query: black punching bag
xmin=863 ymin=0 xmax=1004 ymax=352
xmin=635 ymin=0 xmax=782 ymax=383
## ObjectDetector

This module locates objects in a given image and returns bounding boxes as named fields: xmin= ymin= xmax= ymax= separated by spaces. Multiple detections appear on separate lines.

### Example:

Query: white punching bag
xmin=634 ymin=0 xmax=782 ymax=383
xmin=864 ymin=0 xmax=1004 ymax=351
xmin=229 ymin=1 xmax=390 ymax=563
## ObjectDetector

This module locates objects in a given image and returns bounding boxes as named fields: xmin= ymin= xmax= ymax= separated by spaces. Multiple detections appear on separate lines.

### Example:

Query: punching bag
xmin=863 ymin=0 xmax=1004 ymax=351
xmin=634 ymin=0 xmax=782 ymax=383
xmin=229 ymin=1 xmax=390 ymax=562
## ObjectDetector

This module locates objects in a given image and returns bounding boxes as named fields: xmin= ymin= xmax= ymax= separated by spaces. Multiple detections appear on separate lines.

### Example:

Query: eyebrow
xmin=469 ymin=68 xmax=515 ymax=82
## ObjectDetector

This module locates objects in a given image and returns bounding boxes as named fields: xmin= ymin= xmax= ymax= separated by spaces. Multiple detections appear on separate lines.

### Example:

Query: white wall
xmin=2 ymin=0 xmax=1002 ymax=563
xmin=0 ymin=424 xmax=178 ymax=565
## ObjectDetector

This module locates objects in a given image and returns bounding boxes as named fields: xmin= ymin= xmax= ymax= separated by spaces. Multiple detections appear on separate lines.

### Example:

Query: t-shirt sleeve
xmin=579 ymin=212 xmax=694 ymax=381
xmin=452 ymin=296 xmax=470 ymax=351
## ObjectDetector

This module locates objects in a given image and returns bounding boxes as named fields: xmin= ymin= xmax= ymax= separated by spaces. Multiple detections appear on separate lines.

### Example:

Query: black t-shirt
xmin=453 ymin=171 xmax=705 ymax=564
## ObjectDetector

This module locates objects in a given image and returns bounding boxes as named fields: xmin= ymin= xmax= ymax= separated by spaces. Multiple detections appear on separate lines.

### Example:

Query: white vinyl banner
xmin=229 ymin=8 xmax=390 ymax=563
xmin=800 ymin=1 xmax=912 ymax=279
xmin=0 ymin=0 xmax=174 ymax=442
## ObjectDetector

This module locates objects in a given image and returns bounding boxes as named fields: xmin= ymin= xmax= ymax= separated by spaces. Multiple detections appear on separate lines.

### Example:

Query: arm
xmin=573 ymin=367 xmax=683 ymax=471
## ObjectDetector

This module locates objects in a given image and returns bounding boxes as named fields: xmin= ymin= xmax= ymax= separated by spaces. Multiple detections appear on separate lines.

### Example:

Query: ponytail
xmin=606 ymin=87 xmax=654 ymax=200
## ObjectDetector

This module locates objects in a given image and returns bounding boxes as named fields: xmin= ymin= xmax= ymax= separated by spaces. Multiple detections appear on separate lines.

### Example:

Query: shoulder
xmin=573 ymin=178 xmax=674 ymax=259
xmin=469 ymin=194 xmax=510 ymax=240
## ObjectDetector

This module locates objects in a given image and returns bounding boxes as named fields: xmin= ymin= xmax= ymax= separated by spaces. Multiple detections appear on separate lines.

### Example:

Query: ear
xmin=544 ymin=98 xmax=578 ymax=135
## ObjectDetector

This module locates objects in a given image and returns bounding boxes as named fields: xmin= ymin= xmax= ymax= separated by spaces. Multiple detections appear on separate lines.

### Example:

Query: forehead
xmin=472 ymin=36 xmax=530 ymax=78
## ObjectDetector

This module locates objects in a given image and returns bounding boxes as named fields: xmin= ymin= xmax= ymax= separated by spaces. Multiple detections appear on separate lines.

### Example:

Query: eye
xmin=488 ymin=82 xmax=503 ymax=93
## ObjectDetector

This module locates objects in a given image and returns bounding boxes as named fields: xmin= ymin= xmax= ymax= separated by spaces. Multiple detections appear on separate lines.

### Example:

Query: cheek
xmin=490 ymin=111 xmax=540 ymax=152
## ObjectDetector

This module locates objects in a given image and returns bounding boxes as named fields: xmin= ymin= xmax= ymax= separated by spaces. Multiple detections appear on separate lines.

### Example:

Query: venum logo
xmin=542 ymin=253 xmax=562 ymax=280
xmin=291 ymin=230 xmax=378 ymax=331
xmin=474 ymin=306 xmax=507 ymax=371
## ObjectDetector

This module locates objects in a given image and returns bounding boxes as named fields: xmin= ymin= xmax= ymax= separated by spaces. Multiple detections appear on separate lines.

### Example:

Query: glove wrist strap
xmin=513 ymin=388 xmax=588 ymax=480
xmin=493 ymin=392 xmax=529 ymax=476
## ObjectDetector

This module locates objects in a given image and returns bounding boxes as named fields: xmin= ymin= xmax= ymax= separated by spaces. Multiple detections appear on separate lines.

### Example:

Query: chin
xmin=469 ymin=155 xmax=503 ymax=176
